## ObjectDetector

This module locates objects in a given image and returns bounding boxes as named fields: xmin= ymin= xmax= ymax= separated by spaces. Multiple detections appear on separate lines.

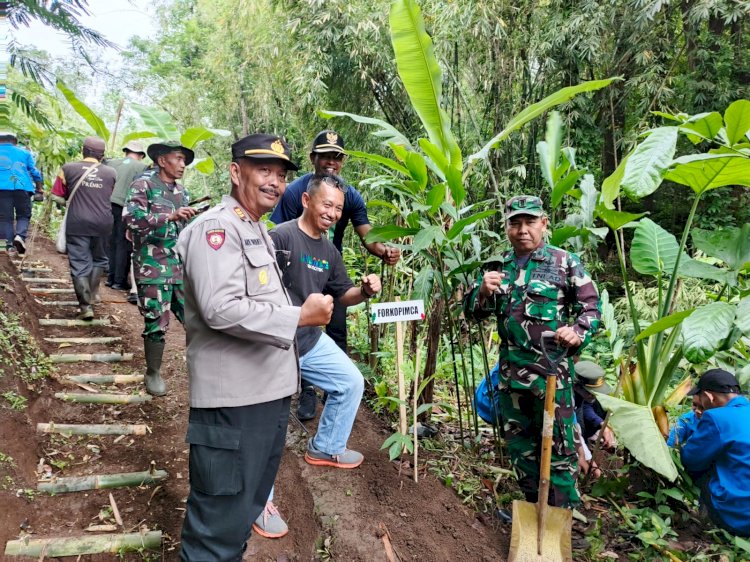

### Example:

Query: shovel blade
xmin=508 ymin=499 xmax=572 ymax=562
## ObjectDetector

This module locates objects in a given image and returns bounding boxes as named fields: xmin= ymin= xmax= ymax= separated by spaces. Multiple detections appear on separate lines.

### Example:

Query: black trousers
xmin=66 ymin=234 xmax=109 ymax=278
xmin=180 ymin=396 xmax=291 ymax=561
xmin=107 ymin=203 xmax=132 ymax=286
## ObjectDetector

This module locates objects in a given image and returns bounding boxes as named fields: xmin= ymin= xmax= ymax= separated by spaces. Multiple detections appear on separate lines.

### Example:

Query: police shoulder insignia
xmin=233 ymin=206 xmax=247 ymax=220
xmin=206 ymin=229 xmax=226 ymax=250
xmin=271 ymin=140 xmax=285 ymax=154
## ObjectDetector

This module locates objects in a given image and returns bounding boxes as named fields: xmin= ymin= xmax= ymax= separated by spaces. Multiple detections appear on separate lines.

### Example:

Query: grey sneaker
xmin=252 ymin=501 xmax=288 ymax=539
xmin=304 ymin=438 xmax=363 ymax=469
xmin=6 ymin=247 xmax=18 ymax=259
xmin=13 ymin=235 xmax=26 ymax=255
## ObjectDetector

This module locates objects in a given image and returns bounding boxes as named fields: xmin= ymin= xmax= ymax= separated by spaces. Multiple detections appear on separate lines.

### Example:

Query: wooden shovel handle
xmin=537 ymin=372 xmax=557 ymax=555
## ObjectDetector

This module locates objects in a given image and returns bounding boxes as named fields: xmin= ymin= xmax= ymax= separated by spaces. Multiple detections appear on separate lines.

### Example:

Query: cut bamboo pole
xmin=30 ymin=288 xmax=75 ymax=294
xmin=37 ymin=300 xmax=79 ymax=306
xmin=55 ymin=392 xmax=151 ymax=404
xmin=45 ymin=337 xmax=123 ymax=344
xmin=4 ymin=531 xmax=161 ymax=557
xmin=21 ymin=267 xmax=52 ymax=273
xmin=22 ymin=277 xmax=70 ymax=284
xmin=64 ymin=374 xmax=144 ymax=385
xmin=40 ymin=319 xmax=111 ymax=327
xmin=38 ymin=466 xmax=167 ymax=493
xmin=49 ymin=353 xmax=133 ymax=364
xmin=395 ymin=297 xmax=407 ymax=440
xmin=37 ymin=423 xmax=148 ymax=436
xmin=413 ymin=346 xmax=421 ymax=484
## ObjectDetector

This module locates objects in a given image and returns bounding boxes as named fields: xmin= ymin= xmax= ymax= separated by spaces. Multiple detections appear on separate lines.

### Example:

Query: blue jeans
xmin=301 ymin=332 xmax=364 ymax=455
xmin=0 ymin=189 xmax=32 ymax=246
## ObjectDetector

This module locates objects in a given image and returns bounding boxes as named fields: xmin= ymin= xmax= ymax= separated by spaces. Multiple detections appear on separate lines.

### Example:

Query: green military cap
xmin=505 ymin=195 xmax=545 ymax=220
xmin=575 ymin=360 xmax=613 ymax=394
xmin=147 ymin=140 xmax=195 ymax=166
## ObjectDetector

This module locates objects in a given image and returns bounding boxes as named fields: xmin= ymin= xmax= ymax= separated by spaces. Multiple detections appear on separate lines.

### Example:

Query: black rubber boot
xmin=71 ymin=276 xmax=94 ymax=321
xmin=89 ymin=267 xmax=105 ymax=305
xmin=144 ymin=339 xmax=166 ymax=396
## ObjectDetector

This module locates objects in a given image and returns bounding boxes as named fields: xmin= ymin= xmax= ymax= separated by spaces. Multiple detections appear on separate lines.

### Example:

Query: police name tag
xmin=370 ymin=300 xmax=425 ymax=324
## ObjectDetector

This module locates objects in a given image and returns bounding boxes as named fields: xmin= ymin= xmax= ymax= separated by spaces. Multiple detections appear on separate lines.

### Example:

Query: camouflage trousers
xmin=498 ymin=383 xmax=579 ymax=507
xmin=136 ymin=283 xmax=184 ymax=343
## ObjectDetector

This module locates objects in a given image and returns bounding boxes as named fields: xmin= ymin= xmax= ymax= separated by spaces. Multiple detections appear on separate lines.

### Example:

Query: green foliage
xmin=1 ymin=391 xmax=28 ymax=411
xmin=55 ymin=80 xmax=110 ymax=142
xmin=0 ymin=306 xmax=55 ymax=383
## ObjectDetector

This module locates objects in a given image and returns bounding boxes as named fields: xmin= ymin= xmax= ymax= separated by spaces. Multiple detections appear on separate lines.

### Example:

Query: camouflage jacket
xmin=464 ymin=244 xmax=601 ymax=394
xmin=123 ymin=174 xmax=190 ymax=285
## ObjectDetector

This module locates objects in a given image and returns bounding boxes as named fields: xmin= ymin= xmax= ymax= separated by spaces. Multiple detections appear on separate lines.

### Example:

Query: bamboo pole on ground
xmin=45 ymin=337 xmax=123 ymax=344
xmin=40 ymin=319 xmax=111 ymax=327
xmin=64 ymin=374 xmax=144 ymax=384
xmin=30 ymin=288 xmax=75 ymax=294
xmin=21 ymin=267 xmax=52 ymax=274
xmin=36 ymin=300 xmax=79 ymax=306
xmin=49 ymin=353 xmax=133 ymax=364
xmin=37 ymin=423 xmax=148 ymax=436
xmin=4 ymin=531 xmax=161 ymax=557
xmin=21 ymin=278 xmax=70 ymax=284
xmin=38 ymin=466 xmax=168 ymax=494
xmin=55 ymin=392 xmax=151 ymax=404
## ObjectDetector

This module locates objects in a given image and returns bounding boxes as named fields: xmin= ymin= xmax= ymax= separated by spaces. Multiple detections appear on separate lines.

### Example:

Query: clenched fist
xmin=299 ymin=293 xmax=334 ymax=327
xmin=479 ymin=271 xmax=506 ymax=300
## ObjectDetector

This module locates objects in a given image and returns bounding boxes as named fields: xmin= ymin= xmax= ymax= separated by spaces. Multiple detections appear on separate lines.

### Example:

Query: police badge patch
xmin=206 ymin=229 xmax=226 ymax=250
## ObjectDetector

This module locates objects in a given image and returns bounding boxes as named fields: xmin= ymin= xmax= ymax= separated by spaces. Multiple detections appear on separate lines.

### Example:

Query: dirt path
xmin=0 ymin=236 xmax=509 ymax=561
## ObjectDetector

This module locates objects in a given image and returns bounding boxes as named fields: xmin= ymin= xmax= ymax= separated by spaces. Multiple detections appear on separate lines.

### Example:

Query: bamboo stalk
xmin=4 ymin=531 xmax=161 ymax=556
xmin=413 ymin=346 xmax=422 ymax=484
xmin=40 ymin=319 xmax=111 ymax=327
xmin=64 ymin=374 xmax=144 ymax=384
xmin=55 ymin=392 xmax=151 ymax=404
xmin=21 ymin=267 xmax=52 ymax=273
xmin=37 ymin=300 xmax=79 ymax=306
xmin=38 ymin=468 xmax=168 ymax=494
xmin=37 ymin=423 xmax=148 ymax=436
xmin=49 ymin=353 xmax=133 ymax=364
xmin=394 ymin=297 xmax=407 ymax=440
xmin=22 ymin=277 xmax=70 ymax=284
xmin=30 ymin=288 xmax=75 ymax=294
xmin=45 ymin=337 xmax=123 ymax=344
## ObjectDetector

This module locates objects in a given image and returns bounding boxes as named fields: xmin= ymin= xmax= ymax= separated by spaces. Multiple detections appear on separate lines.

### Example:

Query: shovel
xmin=508 ymin=330 xmax=572 ymax=562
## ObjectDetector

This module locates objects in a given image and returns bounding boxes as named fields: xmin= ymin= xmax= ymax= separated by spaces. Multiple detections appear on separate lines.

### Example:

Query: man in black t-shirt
xmin=270 ymin=174 xmax=381 ymax=470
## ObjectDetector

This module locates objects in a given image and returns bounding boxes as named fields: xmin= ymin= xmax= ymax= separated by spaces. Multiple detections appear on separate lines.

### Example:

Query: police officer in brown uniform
xmin=177 ymin=133 xmax=333 ymax=560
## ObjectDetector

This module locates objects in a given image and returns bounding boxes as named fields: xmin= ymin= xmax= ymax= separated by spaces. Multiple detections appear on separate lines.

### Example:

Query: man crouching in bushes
xmin=681 ymin=369 xmax=750 ymax=537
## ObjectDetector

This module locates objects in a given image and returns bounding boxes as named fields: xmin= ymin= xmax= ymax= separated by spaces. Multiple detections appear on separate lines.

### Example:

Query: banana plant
xmin=594 ymin=99 xmax=750 ymax=481
xmin=55 ymin=80 xmax=228 ymax=174
xmin=320 ymin=0 xmax=615 ymax=446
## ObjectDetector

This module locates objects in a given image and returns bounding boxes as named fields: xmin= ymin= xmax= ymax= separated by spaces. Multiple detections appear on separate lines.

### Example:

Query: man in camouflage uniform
xmin=123 ymin=141 xmax=197 ymax=396
xmin=464 ymin=195 xmax=600 ymax=507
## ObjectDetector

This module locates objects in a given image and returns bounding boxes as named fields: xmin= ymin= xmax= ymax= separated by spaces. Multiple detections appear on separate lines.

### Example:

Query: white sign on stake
xmin=370 ymin=299 xmax=425 ymax=324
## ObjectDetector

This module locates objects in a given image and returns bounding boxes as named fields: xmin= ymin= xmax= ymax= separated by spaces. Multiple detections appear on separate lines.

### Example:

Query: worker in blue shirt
xmin=667 ymin=394 xmax=703 ymax=447
xmin=0 ymin=132 xmax=44 ymax=256
xmin=270 ymin=130 xmax=400 ymax=421
xmin=681 ymin=369 xmax=750 ymax=537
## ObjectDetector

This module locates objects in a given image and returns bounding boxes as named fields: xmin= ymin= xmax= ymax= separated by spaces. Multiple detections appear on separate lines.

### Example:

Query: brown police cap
xmin=231 ymin=133 xmax=299 ymax=171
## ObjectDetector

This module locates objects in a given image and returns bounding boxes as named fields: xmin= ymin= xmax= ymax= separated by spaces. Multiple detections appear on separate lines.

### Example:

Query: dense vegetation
xmin=6 ymin=0 xmax=750 ymax=559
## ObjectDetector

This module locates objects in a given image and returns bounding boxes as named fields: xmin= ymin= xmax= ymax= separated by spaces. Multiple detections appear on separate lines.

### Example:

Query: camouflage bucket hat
xmin=505 ymin=195 xmax=545 ymax=220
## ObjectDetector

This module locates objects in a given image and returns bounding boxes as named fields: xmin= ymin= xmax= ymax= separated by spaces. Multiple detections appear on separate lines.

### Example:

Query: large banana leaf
xmin=596 ymin=394 xmax=678 ymax=481
xmin=180 ymin=127 xmax=230 ymax=150
xmin=56 ymin=80 xmax=110 ymax=142
xmin=691 ymin=225 xmax=750 ymax=272
xmin=318 ymin=109 xmax=413 ymax=149
xmin=621 ymin=127 xmax=677 ymax=200
xmin=724 ymin=99 xmax=750 ymax=146
xmin=537 ymin=111 xmax=563 ymax=189
xmin=682 ymin=301 xmax=736 ymax=363
xmin=665 ymin=153 xmax=750 ymax=195
xmin=630 ymin=218 xmax=679 ymax=276
xmin=468 ymin=78 xmax=616 ymax=164
xmin=130 ymin=103 xmax=180 ymax=141
xmin=389 ymin=0 xmax=463 ymax=204
xmin=736 ymin=296 xmax=750 ymax=337
xmin=122 ymin=131 xmax=157 ymax=145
